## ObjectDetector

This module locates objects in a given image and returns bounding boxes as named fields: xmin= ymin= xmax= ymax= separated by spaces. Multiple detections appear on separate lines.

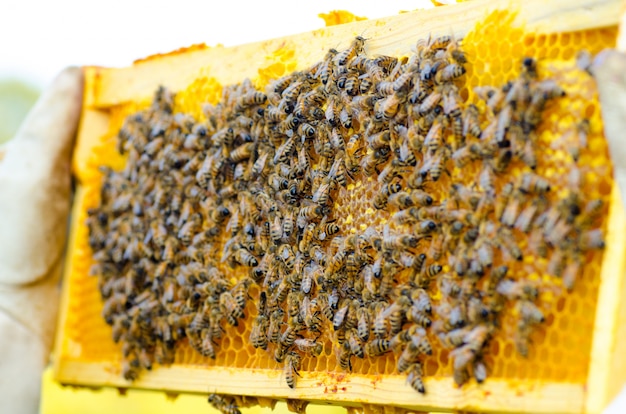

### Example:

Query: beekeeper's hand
xmin=0 ymin=67 xmax=83 ymax=414
xmin=593 ymin=49 xmax=626 ymax=414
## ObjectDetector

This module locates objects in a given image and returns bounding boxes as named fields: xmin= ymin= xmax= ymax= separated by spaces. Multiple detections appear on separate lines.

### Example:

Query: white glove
xmin=0 ymin=67 xmax=83 ymax=414
xmin=593 ymin=49 xmax=626 ymax=414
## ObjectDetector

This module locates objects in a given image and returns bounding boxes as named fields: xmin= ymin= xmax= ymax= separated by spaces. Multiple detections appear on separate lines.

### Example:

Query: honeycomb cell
xmin=425 ymin=359 xmax=438 ymax=376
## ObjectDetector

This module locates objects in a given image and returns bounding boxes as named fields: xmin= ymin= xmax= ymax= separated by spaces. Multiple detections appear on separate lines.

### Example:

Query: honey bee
xmin=397 ymin=339 xmax=422 ymax=373
xmin=407 ymin=304 xmax=432 ymax=329
xmin=365 ymin=338 xmax=391 ymax=357
xmin=250 ymin=313 xmax=269 ymax=350
xmin=200 ymin=330 xmax=217 ymax=359
xmin=496 ymin=279 xmax=539 ymax=300
xmin=280 ymin=321 xmax=299 ymax=350
xmin=519 ymin=172 xmax=551 ymax=194
xmin=286 ymin=399 xmax=309 ymax=414
xmin=294 ymin=338 xmax=323 ymax=357
xmin=208 ymin=394 xmax=241 ymax=414
xmin=495 ymin=227 xmax=523 ymax=261
xmin=220 ymin=291 xmax=244 ymax=326
xmin=382 ymin=231 xmax=419 ymax=252
xmin=336 ymin=36 xmax=367 ymax=66
xmin=462 ymin=104 xmax=482 ymax=138
xmin=563 ymin=256 xmax=582 ymax=291
xmin=338 ymin=341 xmax=353 ymax=371
xmin=346 ymin=329 xmax=365 ymax=358
xmin=409 ymin=288 xmax=431 ymax=313
xmin=298 ymin=204 xmax=325 ymax=221
xmin=580 ymin=228 xmax=605 ymax=250
xmin=406 ymin=363 xmax=425 ymax=394
xmin=500 ymin=190 xmax=523 ymax=227
xmin=284 ymin=351 xmax=301 ymax=389
xmin=267 ymin=309 xmax=284 ymax=344
xmin=233 ymin=246 xmax=259 ymax=267
xmin=435 ymin=62 xmax=466 ymax=84
xmin=355 ymin=306 xmax=371 ymax=342
xmin=418 ymin=89 xmax=442 ymax=115
xmin=372 ymin=302 xmax=388 ymax=339
xmin=376 ymin=93 xmax=404 ymax=122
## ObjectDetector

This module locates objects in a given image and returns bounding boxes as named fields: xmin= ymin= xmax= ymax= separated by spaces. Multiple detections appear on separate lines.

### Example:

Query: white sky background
xmin=0 ymin=0 xmax=434 ymax=89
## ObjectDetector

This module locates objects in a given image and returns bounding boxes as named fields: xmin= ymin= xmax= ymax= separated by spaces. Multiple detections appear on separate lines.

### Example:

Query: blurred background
xmin=0 ymin=0 xmax=434 ymax=143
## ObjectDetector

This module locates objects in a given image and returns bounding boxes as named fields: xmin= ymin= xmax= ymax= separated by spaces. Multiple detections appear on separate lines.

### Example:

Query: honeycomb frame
xmin=54 ymin=1 xmax=626 ymax=413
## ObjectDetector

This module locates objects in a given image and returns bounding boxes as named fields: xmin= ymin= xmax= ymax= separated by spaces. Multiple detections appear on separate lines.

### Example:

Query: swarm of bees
xmin=87 ymin=32 xmax=607 ymax=398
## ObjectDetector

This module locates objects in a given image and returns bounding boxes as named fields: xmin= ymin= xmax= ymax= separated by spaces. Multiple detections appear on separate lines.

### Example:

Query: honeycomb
xmin=60 ymin=8 xmax=617 ymax=408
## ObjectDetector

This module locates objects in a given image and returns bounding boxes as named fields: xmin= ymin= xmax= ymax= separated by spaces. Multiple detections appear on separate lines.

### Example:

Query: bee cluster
xmin=87 ymin=33 xmax=606 ymax=397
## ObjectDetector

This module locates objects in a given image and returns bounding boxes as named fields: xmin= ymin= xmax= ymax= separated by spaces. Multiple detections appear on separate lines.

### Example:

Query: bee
xmin=200 ymin=330 xmax=217 ymax=359
xmin=336 ymin=36 xmax=367 ymax=66
xmin=514 ymin=197 xmax=543 ymax=233
xmin=298 ymin=204 xmax=324 ymax=221
xmin=344 ymin=75 xmax=360 ymax=97
xmin=332 ymin=302 xmax=350 ymax=331
xmin=324 ymin=95 xmax=342 ymax=126
xmin=280 ymin=322 xmax=299 ymax=350
xmin=519 ymin=172 xmax=551 ymax=194
xmin=299 ymin=122 xmax=316 ymax=139
xmin=519 ymin=300 xmax=545 ymax=325
xmin=208 ymin=394 xmax=241 ymax=414
xmin=282 ymin=209 xmax=296 ymax=239
xmin=292 ymin=338 xmax=323 ymax=360
xmin=297 ymin=222 xmax=317 ymax=254
xmin=496 ymin=279 xmax=539 ymax=300
xmin=270 ymin=215 xmax=283 ymax=244
xmin=376 ymin=93 xmax=403 ymax=122
xmin=423 ymin=148 xmax=449 ymax=181
xmin=318 ymin=221 xmax=340 ymax=242
xmin=406 ymin=363 xmax=425 ymax=394
xmin=450 ymin=345 xmax=475 ymax=386
xmin=250 ymin=312 xmax=269 ymax=350
xmin=315 ymin=48 xmax=338 ymax=85
xmin=462 ymin=104 xmax=482 ymax=138
xmin=365 ymin=338 xmax=391 ymax=357
xmin=376 ymin=80 xmax=397 ymax=96
xmin=500 ymin=190 xmax=523 ymax=227
xmin=382 ymin=232 xmax=419 ymax=251
xmin=418 ymin=89 xmax=443 ymax=115
xmin=495 ymin=227 xmax=523 ymax=261
xmin=356 ymin=306 xmax=371 ymax=342
xmin=233 ymin=246 xmax=259 ymax=267
xmin=232 ymin=278 xmax=252 ymax=310
xmin=372 ymin=302 xmax=389 ymax=339
xmin=346 ymin=329 xmax=365 ymax=358
xmin=235 ymin=91 xmax=267 ymax=111
xmin=338 ymin=341 xmax=353 ymax=371
xmin=451 ymin=144 xmax=480 ymax=168
xmin=393 ymin=71 xmax=414 ymax=94
xmin=366 ymin=129 xmax=391 ymax=152
xmin=248 ymin=150 xmax=269 ymax=179
xmin=407 ymin=304 xmax=432 ymax=328
xmin=397 ymin=339 xmax=422 ymax=373
xmin=284 ymin=351 xmax=301 ymax=389
xmin=229 ymin=142 xmax=255 ymax=163
xmin=384 ymin=296 xmax=410 ymax=335
xmin=580 ymin=228 xmax=605 ymax=250
xmin=220 ymin=291 xmax=244 ymax=326
xmin=563 ymin=256 xmax=583 ymax=291
xmin=210 ymin=205 xmax=231 ymax=224
xmin=310 ymin=293 xmax=332 ymax=323
xmin=274 ymin=136 xmax=296 ymax=164
xmin=267 ymin=309 xmax=284 ymax=344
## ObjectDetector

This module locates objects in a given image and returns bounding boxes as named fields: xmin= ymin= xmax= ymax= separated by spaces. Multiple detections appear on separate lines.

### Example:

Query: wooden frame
xmin=54 ymin=0 xmax=626 ymax=412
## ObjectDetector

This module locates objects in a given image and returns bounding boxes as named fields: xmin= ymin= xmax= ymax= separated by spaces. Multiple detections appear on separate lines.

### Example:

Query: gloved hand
xmin=0 ymin=67 xmax=83 ymax=414
xmin=593 ymin=49 xmax=626 ymax=414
